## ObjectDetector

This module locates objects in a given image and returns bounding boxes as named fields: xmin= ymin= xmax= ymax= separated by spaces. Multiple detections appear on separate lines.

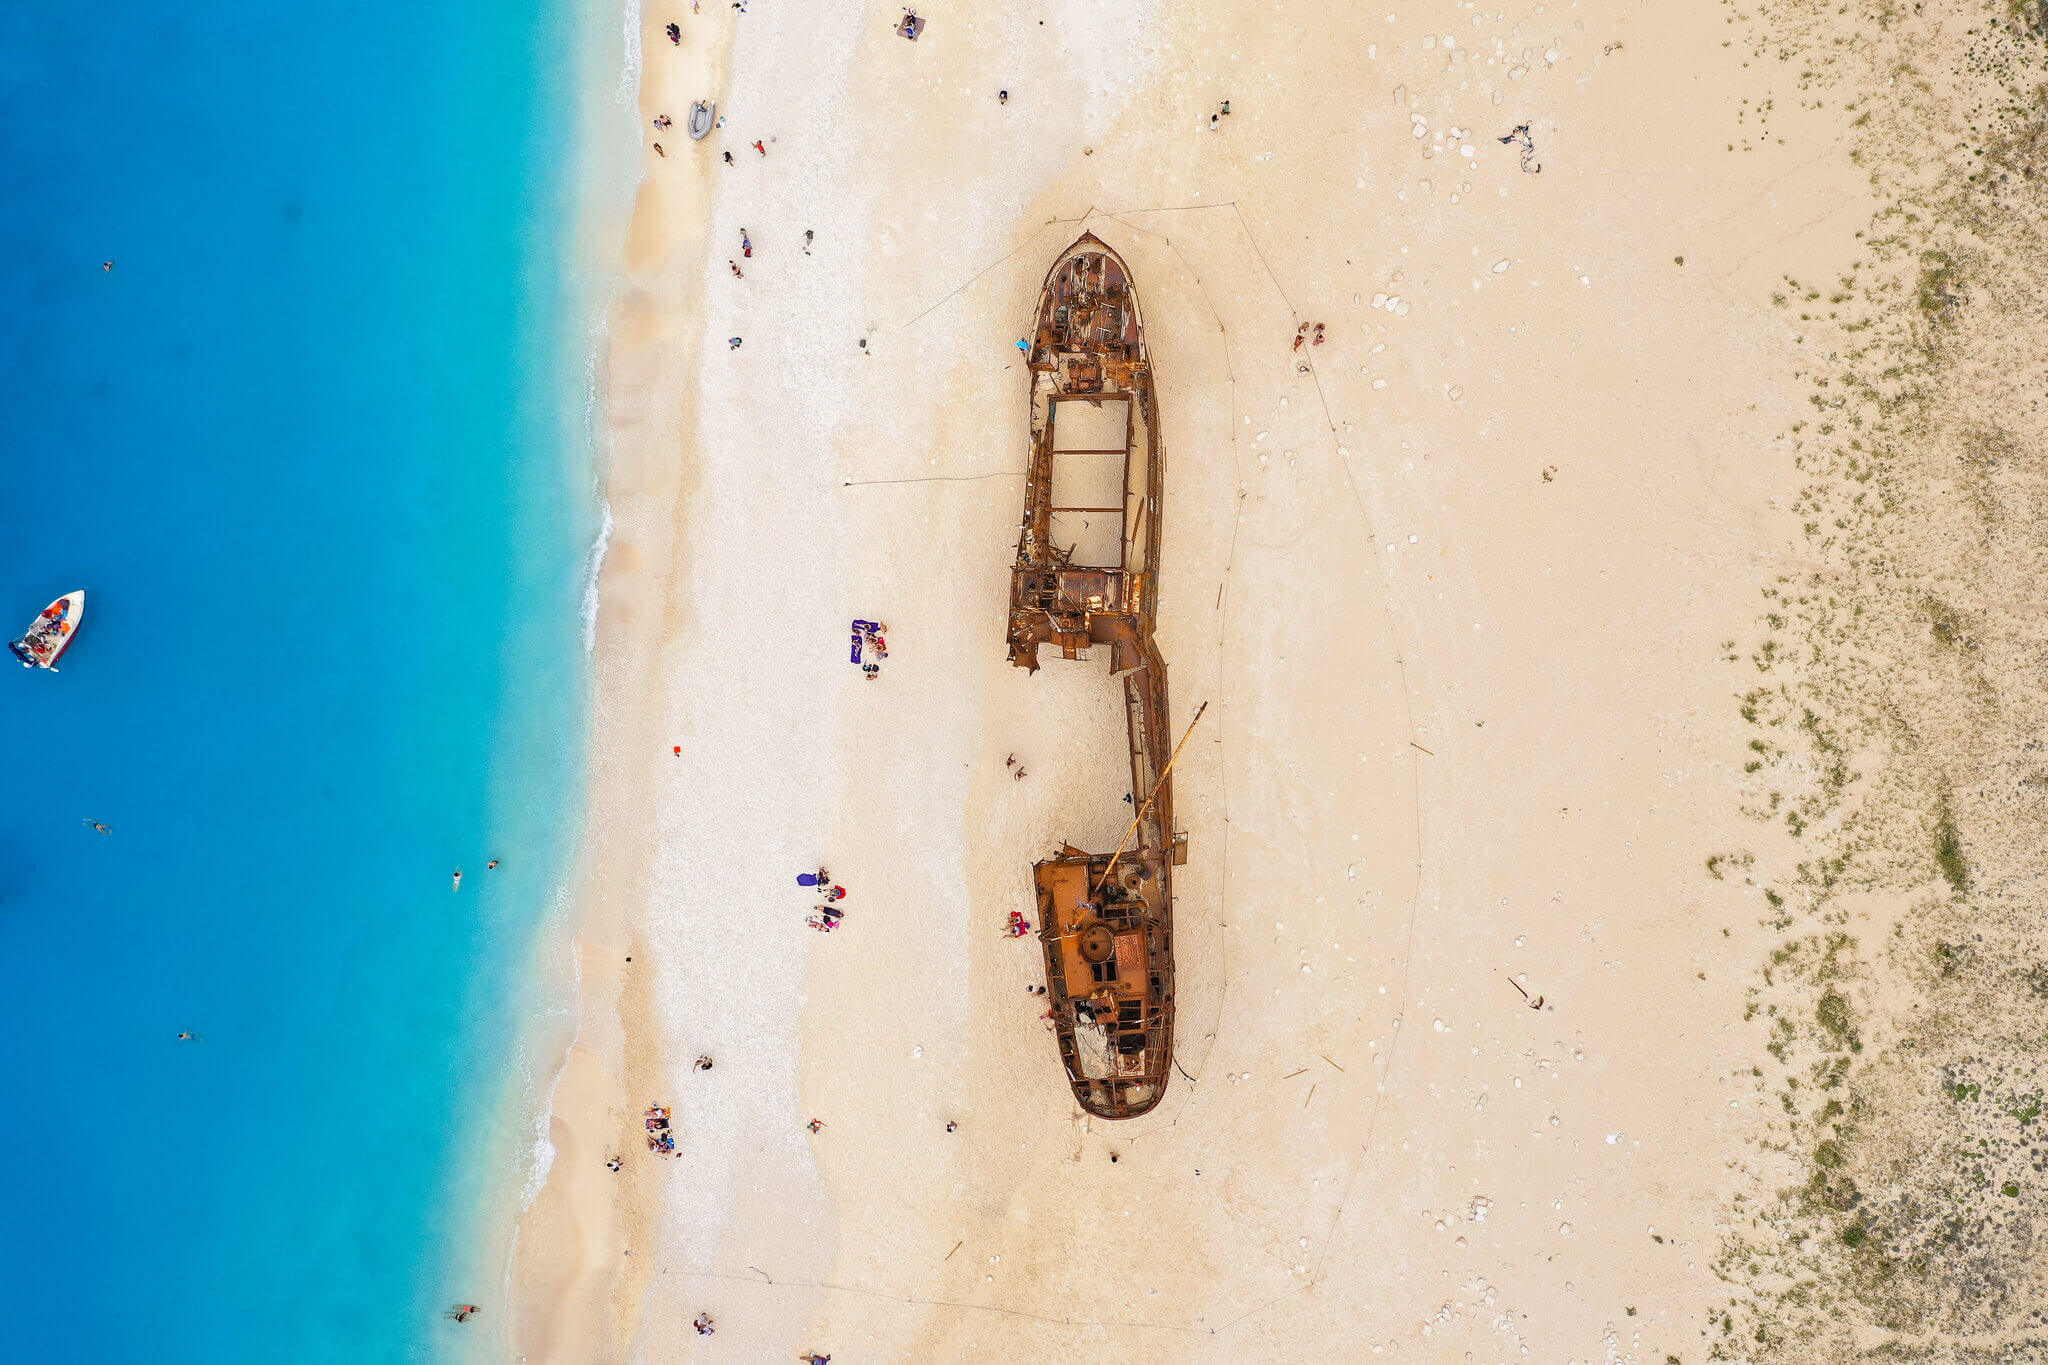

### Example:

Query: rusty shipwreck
xmin=1007 ymin=233 xmax=1184 ymax=1119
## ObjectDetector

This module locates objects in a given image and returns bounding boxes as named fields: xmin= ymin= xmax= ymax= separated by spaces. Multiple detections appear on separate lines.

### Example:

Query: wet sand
xmin=508 ymin=0 xmax=727 ymax=1359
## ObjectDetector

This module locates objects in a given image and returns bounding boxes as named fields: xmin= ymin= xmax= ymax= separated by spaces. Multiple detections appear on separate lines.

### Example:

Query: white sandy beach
xmin=509 ymin=0 xmax=2048 ymax=1359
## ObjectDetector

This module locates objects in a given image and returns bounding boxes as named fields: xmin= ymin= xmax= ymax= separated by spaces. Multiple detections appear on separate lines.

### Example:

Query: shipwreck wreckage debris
xmin=1006 ymin=232 xmax=1191 ymax=1120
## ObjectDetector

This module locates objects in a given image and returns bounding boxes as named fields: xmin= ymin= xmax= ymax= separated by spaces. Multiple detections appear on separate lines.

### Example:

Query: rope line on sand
xmin=1110 ymin=209 xmax=1312 ymax=1320
xmin=1091 ymin=202 xmax=1434 ymax=1325
xmin=1300 ymin=306 xmax=1431 ymax=1294
xmin=896 ymin=216 xmax=1085 ymax=332
xmin=674 ymin=1266 xmax=1219 ymax=1334
xmin=839 ymin=470 xmax=1024 ymax=487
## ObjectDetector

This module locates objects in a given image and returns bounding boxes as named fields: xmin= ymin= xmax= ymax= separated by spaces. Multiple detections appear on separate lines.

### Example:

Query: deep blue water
xmin=0 ymin=1 xmax=593 ymax=1359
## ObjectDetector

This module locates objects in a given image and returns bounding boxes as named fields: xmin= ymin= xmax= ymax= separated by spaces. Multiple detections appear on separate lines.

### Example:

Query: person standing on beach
xmin=803 ymin=229 xmax=814 ymax=254
xmin=740 ymin=229 xmax=752 ymax=257
xmin=723 ymin=150 xmax=734 ymax=164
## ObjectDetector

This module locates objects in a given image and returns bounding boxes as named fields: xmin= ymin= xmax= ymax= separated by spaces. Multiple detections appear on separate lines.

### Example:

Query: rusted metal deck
xmin=1007 ymin=233 xmax=1181 ymax=1120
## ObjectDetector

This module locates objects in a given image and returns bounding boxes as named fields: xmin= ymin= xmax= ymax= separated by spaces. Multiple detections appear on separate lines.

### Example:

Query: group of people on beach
xmin=644 ymin=1104 xmax=676 ymax=1156
xmin=850 ymin=619 xmax=888 ymax=680
xmin=798 ymin=866 xmax=846 ymax=932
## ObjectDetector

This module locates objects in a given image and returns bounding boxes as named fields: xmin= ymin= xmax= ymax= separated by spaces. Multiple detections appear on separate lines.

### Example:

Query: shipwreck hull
xmin=1007 ymin=233 xmax=1180 ymax=1119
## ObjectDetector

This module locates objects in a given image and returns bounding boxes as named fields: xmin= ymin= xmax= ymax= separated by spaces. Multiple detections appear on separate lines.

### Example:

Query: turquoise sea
xmin=1 ymin=0 xmax=610 ymax=1358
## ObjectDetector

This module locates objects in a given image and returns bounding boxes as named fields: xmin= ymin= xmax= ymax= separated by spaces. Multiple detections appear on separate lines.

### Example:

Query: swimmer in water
xmin=177 ymin=1031 xmax=198 ymax=1042
xmin=452 ymin=869 xmax=463 ymax=892
xmin=487 ymin=860 xmax=500 ymax=870
xmin=84 ymin=820 xmax=111 ymax=834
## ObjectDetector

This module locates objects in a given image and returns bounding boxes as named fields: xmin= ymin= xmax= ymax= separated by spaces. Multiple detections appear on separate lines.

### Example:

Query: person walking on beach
xmin=806 ymin=1118 xmax=825 ymax=1133
xmin=730 ymin=260 xmax=744 ymax=278
xmin=666 ymin=22 xmax=681 ymax=44
xmin=723 ymin=150 xmax=734 ymax=164
xmin=752 ymin=139 xmax=766 ymax=156
xmin=740 ymin=229 xmax=752 ymax=257
xmin=803 ymin=229 xmax=814 ymax=254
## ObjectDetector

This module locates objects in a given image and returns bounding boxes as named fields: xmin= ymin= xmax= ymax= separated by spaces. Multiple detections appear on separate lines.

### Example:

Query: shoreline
xmin=508 ymin=1 xmax=731 ymax=1358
